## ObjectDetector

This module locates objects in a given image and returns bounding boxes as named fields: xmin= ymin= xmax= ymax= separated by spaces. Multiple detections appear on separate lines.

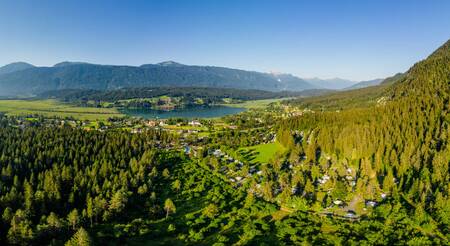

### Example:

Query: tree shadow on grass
xmin=238 ymin=149 xmax=260 ymax=164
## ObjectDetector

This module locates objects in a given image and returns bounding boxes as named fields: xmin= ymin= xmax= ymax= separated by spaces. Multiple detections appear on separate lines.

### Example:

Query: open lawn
xmin=239 ymin=141 xmax=287 ymax=164
xmin=0 ymin=99 xmax=123 ymax=121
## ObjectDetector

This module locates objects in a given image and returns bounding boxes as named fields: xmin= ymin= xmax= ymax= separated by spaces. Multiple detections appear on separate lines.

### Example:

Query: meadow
xmin=0 ymin=99 xmax=123 ymax=121
xmin=224 ymin=98 xmax=287 ymax=109
xmin=239 ymin=141 xmax=287 ymax=164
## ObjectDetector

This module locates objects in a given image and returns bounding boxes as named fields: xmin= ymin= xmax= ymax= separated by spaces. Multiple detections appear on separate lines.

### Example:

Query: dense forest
xmin=274 ymin=39 xmax=450 ymax=241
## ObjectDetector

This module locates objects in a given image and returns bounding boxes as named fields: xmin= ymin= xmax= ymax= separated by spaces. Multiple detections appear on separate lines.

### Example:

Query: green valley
xmin=1 ymin=39 xmax=450 ymax=245
xmin=1 ymin=2 xmax=450 ymax=245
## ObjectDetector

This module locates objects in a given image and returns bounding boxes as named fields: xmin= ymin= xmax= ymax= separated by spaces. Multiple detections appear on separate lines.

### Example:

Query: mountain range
xmin=303 ymin=77 xmax=357 ymax=90
xmin=0 ymin=61 xmax=316 ymax=96
xmin=344 ymin=78 xmax=384 ymax=90
xmin=0 ymin=61 xmax=384 ymax=97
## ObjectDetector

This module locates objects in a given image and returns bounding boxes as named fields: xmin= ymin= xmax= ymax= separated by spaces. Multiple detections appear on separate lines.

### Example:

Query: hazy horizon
xmin=1 ymin=0 xmax=449 ymax=81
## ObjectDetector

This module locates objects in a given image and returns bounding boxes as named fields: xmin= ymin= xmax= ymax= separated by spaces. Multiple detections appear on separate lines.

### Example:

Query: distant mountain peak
xmin=0 ymin=62 xmax=35 ymax=75
xmin=157 ymin=61 xmax=186 ymax=67
xmin=4 ymin=61 xmax=34 ymax=67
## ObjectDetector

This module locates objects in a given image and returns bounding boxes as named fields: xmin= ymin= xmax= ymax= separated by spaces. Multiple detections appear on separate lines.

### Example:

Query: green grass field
xmin=0 ymin=99 xmax=123 ymax=120
xmin=224 ymin=98 xmax=287 ymax=109
xmin=239 ymin=141 xmax=287 ymax=164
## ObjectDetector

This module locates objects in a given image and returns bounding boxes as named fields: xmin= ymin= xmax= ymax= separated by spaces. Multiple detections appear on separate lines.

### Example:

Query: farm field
xmin=0 ymin=99 xmax=123 ymax=120
xmin=224 ymin=98 xmax=287 ymax=109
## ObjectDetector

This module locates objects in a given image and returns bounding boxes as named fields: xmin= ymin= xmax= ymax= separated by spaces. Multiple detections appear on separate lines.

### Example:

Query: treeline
xmin=39 ymin=87 xmax=327 ymax=103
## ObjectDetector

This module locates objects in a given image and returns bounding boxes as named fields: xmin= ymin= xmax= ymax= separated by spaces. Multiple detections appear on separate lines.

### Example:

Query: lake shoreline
xmin=120 ymin=105 xmax=245 ymax=119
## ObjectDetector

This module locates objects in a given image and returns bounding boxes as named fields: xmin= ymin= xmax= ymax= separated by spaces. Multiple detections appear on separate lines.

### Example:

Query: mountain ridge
xmin=0 ymin=62 xmax=35 ymax=75
xmin=0 ymin=61 xmax=317 ymax=96
xmin=303 ymin=77 xmax=356 ymax=90
xmin=345 ymin=78 xmax=384 ymax=90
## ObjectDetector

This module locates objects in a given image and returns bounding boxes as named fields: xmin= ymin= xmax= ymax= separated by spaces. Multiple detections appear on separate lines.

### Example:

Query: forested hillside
xmin=0 ymin=62 xmax=316 ymax=96
xmin=273 ymin=39 xmax=450 ymax=242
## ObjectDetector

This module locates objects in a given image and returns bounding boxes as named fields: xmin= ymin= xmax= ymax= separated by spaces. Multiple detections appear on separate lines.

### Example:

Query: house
xmin=146 ymin=120 xmax=158 ymax=127
xmin=213 ymin=149 xmax=223 ymax=157
xmin=365 ymin=201 xmax=378 ymax=207
xmin=189 ymin=120 xmax=202 ymax=126
xmin=131 ymin=128 xmax=143 ymax=134
xmin=345 ymin=211 xmax=357 ymax=219
xmin=333 ymin=200 xmax=343 ymax=205
xmin=319 ymin=175 xmax=330 ymax=184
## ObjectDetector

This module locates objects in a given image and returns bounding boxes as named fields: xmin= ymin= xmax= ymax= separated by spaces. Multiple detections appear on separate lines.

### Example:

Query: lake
xmin=120 ymin=106 xmax=245 ymax=119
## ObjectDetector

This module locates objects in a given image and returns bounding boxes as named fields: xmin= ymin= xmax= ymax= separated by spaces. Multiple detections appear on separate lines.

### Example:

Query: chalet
xmin=213 ymin=149 xmax=223 ymax=157
xmin=146 ymin=120 xmax=158 ymax=127
xmin=131 ymin=128 xmax=143 ymax=134
xmin=333 ymin=200 xmax=343 ymax=205
xmin=345 ymin=211 xmax=357 ymax=219
xmin=365 ymin=201 xmax=378 ymax=207
xmin=318 ymin=175 xmax=330 ymax=184
xmin=189 ymin=120 xmax=202 ymax=126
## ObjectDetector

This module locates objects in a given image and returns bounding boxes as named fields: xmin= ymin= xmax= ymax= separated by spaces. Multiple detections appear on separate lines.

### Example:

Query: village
xmin=7 ymin=109 xmax=387 ymax=222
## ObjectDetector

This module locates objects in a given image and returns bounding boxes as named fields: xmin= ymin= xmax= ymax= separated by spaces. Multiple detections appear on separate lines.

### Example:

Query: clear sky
xmin=0 ymin=0 xmax=449 ymax=81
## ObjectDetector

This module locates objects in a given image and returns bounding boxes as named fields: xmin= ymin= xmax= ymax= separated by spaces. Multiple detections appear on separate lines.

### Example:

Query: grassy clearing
xmin=0 ymin=99 xmax=123 ymax=121
xmin=224 ymin=98 xmax=287 ymax=109
xmin=239 ymin=141 xmax=287 ymax=164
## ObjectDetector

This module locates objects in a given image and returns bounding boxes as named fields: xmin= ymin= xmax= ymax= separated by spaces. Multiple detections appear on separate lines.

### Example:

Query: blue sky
xmin=0 ymin=0 xmax=449 ymax=81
